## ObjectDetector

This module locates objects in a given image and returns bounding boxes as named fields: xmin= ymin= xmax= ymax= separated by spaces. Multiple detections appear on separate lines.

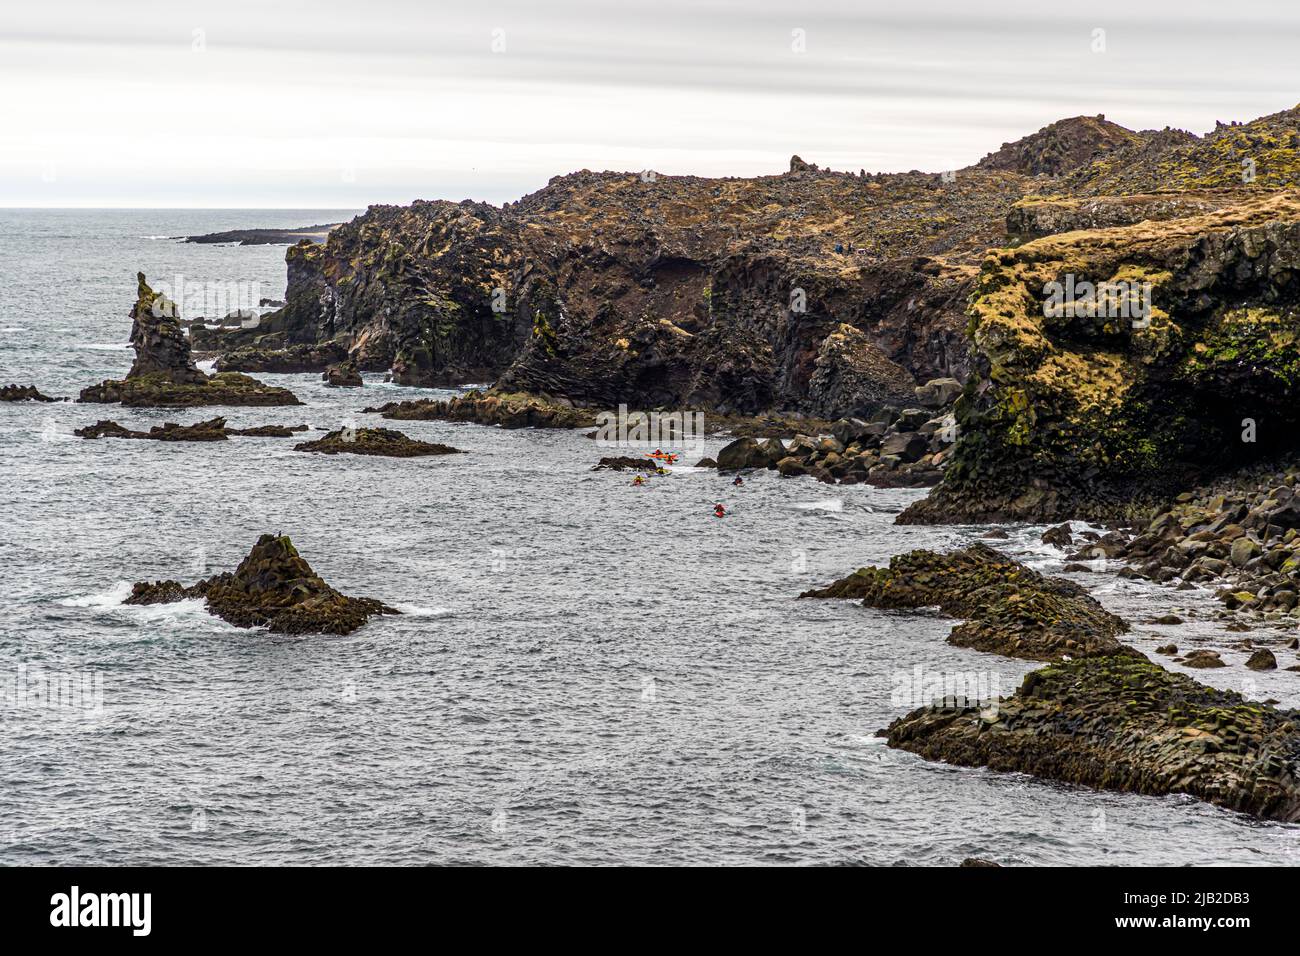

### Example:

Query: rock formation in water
xmin=75 ymin=417 xmax=307 ymax=441
xmin=322 ymin=360 xmax=363 ymax=387
xmin=801 ymin=543 xmax=1132 ymax=661
xmin=364 ymin=390 xmax=597 ymax=430
xmin=0 ymin=384 xmax=59 ymax=402
xmin=125 ymin=533 xmax=397 ymax=635
xmin=884 ymin=655 xmax=1300 ymax=823
xmin=79 ymin=274 xmax=301 ymax=407
xmin=293 ymin=426 xmax=462 ymax=457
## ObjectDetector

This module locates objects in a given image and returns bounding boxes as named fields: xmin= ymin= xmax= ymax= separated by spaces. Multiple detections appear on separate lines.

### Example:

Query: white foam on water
xmin=80 ymin=343 xmax=131 ymax=351
xmin=791 ymin=499 xmax=844 ymax=512
xmin=391 ymin=603 xmax=453 ymax=618
xmin=58 ymin=581 xmax=133 ymax=607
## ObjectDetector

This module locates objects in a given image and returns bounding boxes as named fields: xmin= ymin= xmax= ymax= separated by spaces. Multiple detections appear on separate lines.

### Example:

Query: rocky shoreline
xmin=803 ymin=543 xmax=1300 ymax=821
xmin=883 ymin=655 xmax=1300 ymax=823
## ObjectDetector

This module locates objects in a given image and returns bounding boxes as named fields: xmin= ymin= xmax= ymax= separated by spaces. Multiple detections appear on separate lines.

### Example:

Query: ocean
xmin=1 ymin=209 xmax=1298 ymax=865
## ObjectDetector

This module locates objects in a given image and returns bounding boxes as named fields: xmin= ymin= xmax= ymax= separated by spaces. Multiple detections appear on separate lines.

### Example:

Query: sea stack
xmin=79 ymin=273 xmax=301 ymax=407
xmin=125 ymin=533 xmax=398 ymax=635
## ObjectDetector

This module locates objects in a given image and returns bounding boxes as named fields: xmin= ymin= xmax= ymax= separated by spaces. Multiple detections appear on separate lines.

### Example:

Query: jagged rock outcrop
xmin=884 ymin=655 xmax=1300 ymax=822
xmin=190 ymin=106 xmax=1300 ymax=432
xmin=293 ymin=427 xmax=462 ymax=457
xmin=75 ymin=418 xmax=307 ymax=441
xmin=975 ymin=115 xmax=1143 ymax=177
xmin=1 ymin=384 xmax=59 ymax=402
xmin=125 ymin=533 xmax=398 ymax=634
xmin=801 ymin=543 xmax=1132 ymax=661
xmin=80 ymin=274 xmax=301 ymax=408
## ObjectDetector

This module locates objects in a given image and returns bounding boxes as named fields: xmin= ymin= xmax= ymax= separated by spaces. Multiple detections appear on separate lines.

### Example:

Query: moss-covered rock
xmin=884 ymin=655 xmax=1300 ymax=822
xmin=801 ymin=543 xmax=1132 ymax=661
xmin=364 ymin=389 xmax=597 ymax=430
xmin=901 ymin=193 xmax=1300 ymax=523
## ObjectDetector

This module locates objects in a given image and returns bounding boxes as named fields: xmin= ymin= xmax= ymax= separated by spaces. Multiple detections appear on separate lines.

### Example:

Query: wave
xmin=79 ymin=343 xmax=131 ymax=351
xmin=790 ymin=499 xmax=844 ymax=512
xmin=391 ymin=603 xmax=453 ymax=617
xmin=58 ymin=581 xmax=133 ymax=607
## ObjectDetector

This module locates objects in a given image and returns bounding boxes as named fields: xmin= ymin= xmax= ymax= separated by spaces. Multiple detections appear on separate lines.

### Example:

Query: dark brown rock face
xmin=124 ymin=272 xmax=205 ymax=384
xmin=801 ymin=543 xmax=1132 ymax=661
xmin=885 ymin=655 xmax=1300 ymax=823
xmin=125 ymin=534 xmax=397 ymax=635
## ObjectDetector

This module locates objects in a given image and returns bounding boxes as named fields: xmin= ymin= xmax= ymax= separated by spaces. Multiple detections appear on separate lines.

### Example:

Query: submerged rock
xmin=885 ymin=655 xmax=1300 ymax=822
xmin=79 ymin=274 xmax=301 ymax=408
xmin=293 ymin=427 xmax=462 ymax=457
xmin=125 ymin=533 xmax=397 ymax=635
xmin=1 ymin=384 xmax=59 ymax=402
xmin=800 ymin=543 xmax=1132 ymax=661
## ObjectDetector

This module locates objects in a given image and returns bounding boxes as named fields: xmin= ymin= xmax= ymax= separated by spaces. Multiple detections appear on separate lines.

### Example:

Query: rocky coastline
xmin=40 ymin=104 xmax=1300 ymax=830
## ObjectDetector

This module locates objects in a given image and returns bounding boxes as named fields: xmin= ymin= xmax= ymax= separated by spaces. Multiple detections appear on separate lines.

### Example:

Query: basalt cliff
xmin=200 ymin=107 xmax=1300 ymax=522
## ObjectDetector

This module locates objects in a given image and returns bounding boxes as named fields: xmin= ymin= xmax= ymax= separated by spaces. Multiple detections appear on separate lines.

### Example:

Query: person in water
xmin=732 ymin=476 xmax=744 ymax=486
xmin=633 ymin=475 xmax=646 ymax=486
xmin=714 ymin=503 xmax=726 ymax=518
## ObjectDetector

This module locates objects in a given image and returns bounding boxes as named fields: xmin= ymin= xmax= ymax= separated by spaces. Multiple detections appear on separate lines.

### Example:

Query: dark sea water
xmin=2 ymin=209 xmax=1299 ymax=865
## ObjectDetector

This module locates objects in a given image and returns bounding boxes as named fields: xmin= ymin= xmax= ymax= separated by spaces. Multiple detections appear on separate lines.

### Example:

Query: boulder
xmin=914 ymin=377 xmax=963 ymax=408
xmin=880 ymin=432 xmax=928 ymax=463
xmin=1041 ymin=522 xmax=1073 ymax=548
xmin=1246 ymin=649 xmax=1278 ymax=671
xmin=717 ymin=436 xmax=777 ymax=471
xmin=323 ymin=361 xmax=363 ymax=387
xmin=895 ymin=408 xmax=932 ymax=431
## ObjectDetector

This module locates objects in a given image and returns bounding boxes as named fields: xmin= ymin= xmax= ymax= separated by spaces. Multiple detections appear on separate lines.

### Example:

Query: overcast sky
xmin=3 ymin=0 xmax=1299 ymax=207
